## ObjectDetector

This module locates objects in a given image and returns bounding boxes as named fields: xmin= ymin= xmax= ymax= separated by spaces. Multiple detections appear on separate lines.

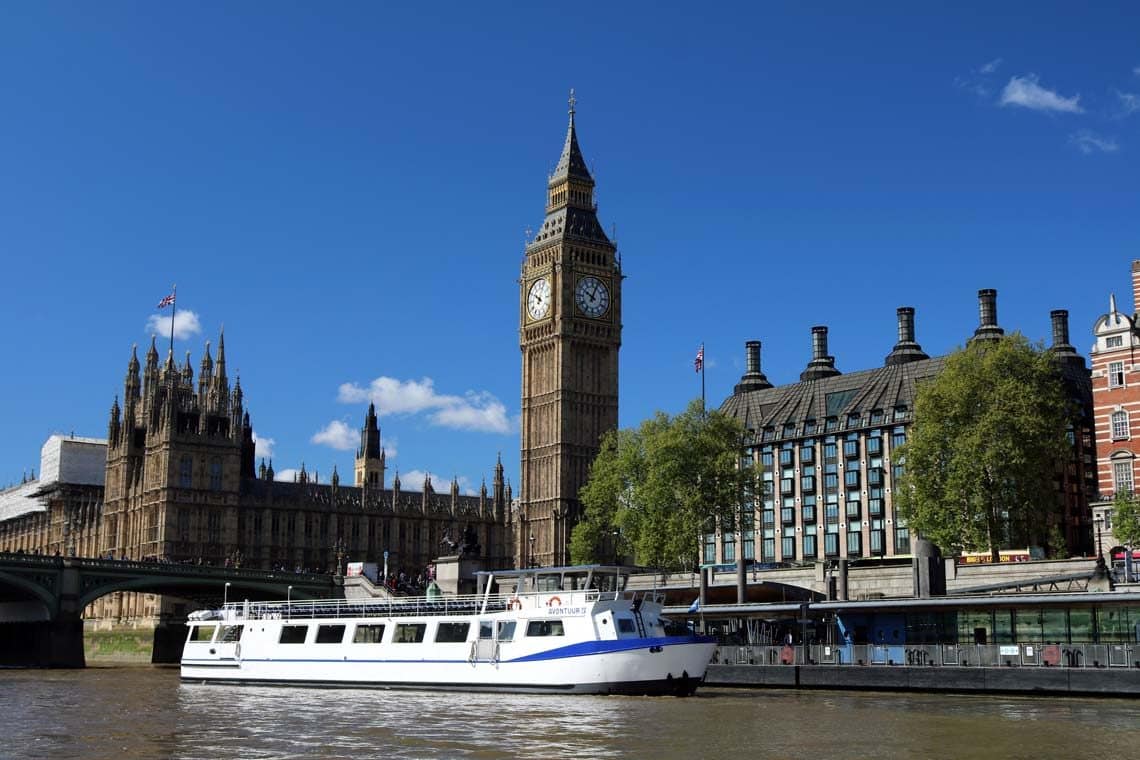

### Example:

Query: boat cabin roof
xmin=476 ymin=565 xmax=641 ymax=595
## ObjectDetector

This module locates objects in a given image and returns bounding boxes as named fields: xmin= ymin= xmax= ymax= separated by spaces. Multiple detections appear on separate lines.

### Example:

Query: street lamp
xmin=286 ymin=585 xmax=293 ymax=621
xmin=223 ymin=581 xmax=231 ymax=609
xmin=333 ymin=537 xmax=346 ymax=576
xmin=612 ymin=528 xmax=621 ymax=567
xmin=528 ymin=534 xmax=536 ymax=568
xmin=1095 ymin=515 xmax=1104 ymax=559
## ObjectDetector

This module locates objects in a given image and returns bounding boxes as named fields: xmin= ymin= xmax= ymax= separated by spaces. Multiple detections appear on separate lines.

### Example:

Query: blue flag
xmin=687 ymin=598 xmax=700 ymax=613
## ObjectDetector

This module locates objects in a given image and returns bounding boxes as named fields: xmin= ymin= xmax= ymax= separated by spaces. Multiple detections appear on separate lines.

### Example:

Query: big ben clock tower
xmin=519 ymin=91 xmax=621 ymax=567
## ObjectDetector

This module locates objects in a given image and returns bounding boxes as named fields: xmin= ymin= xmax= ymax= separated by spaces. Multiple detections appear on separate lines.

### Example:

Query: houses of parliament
xmin=0 ymin=95 xmax=622 ymax=620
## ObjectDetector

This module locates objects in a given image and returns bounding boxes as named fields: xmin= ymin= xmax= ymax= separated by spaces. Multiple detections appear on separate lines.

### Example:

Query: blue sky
xmin=1 ymin=2 xmax=1137 ymax=493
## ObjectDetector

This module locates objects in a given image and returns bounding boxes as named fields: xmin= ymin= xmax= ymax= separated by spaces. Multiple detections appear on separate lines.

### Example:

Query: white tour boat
xmin=180 ymin=564 xmax=716 ymax=696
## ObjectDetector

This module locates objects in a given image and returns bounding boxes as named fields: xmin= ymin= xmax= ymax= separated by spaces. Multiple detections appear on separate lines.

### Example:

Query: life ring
xmin=507 ymin=597 xmax=522 ymax=611
xmin=235 ymin=642 xmax=242 ymax=660
xmin=547 ymin=596 xmax=562 ymax=607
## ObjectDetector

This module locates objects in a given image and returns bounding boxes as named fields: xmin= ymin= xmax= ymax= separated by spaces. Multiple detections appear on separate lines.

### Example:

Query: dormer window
xmin=1106 ymin=335 xmax=1123 ymax=348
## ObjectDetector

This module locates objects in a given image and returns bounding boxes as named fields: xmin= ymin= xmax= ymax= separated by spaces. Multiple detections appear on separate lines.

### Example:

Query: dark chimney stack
xmin=970 ymin=288 xmax=1005 ymax=343
xmin=800 ymin=326 xmax=841 ymax=382
xmin=885 ymin=306 xmax=929 ymax=366
xmin=734 ymin=340 xmax=773 ymax=393
xmin=1049 ymin=308 xmax=1083 ymax=367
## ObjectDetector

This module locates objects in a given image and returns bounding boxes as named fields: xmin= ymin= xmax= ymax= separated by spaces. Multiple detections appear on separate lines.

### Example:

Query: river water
xmin=1 ymin=667 xmax=1137 ymax=759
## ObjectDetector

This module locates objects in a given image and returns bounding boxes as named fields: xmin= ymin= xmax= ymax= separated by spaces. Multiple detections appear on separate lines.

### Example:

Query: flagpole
xmin=701 ymin=343 xmax=706 ymax=415
xmin=168 ymin=284 xmax=177 ymax=356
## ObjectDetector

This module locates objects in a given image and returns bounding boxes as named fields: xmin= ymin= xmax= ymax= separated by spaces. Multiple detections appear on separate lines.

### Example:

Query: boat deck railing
xmin=221 ymin=588 xmax=662 ymax=622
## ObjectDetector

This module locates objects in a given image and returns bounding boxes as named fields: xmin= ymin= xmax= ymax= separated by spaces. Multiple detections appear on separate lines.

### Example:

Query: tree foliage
xmin=1112 ymin=491 xmax=1140 ymax=549
xmin=896 ymin=334 xmax=1073 ymax=560
xmin=570 ymin=400 xmax=750 ymax=571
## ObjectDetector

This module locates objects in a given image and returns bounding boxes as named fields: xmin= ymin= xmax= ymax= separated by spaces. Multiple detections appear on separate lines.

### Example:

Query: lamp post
xmin=333 ymin=536 xmax=346 ymax=576
xmin=1095 ymin=515 xmax=1104 ymax=559
xmin=612 ymin=529 xmax=621 ymax=567
xmin=286 ymin=585 xmax=292 ymax=621
xmin=528 ymin=534 xmax=536 ymax=568
xmin=223 ymin=581 xmax=231 ymax=609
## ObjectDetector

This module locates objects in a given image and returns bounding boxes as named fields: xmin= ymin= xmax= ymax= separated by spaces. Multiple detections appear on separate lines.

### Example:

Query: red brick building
xmin=1090 ymin=260 xmax=1140 ymax=561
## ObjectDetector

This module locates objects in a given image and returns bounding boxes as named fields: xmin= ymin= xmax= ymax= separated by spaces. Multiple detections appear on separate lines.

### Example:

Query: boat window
xmin=479 ymin=621 xmax=494 ymax=639
xmin=353 ymin=624 xmax=386 ymax=644
xmin=219 ymin=625 xmax=243 ymax=643
xmin=526 ymin=620 xmax=565 ymax=637
xmin=393 ymin=623 xmax=427 ymax=643
xmin=497 ymin=621 xmax=516 ymax=642
xmin=188 ymin=625 xmax=216 ymax=643
xmin=315 ymin=625 xmax=346 ymax=644
xmin=435 ymin=622 xmax=471 ymax=643
xmin=616 ymin=618 xmax=637 ymax=634
xmin=279 ymin=625 xmax=308 ymax=644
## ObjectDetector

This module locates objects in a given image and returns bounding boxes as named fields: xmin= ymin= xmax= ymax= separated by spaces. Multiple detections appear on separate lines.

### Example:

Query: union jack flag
xmin=157 ymin=292 xmax=175 ymax=309
xmin=694 ymin=344 xmax=704 ymax=373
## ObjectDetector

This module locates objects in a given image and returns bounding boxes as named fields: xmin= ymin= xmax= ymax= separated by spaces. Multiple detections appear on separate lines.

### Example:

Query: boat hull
xmin=181 ymin=636 xmax=715 ymax=696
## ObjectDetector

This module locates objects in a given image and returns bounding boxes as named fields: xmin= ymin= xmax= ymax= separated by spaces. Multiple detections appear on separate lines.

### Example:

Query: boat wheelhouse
xmin=181 ymin=564 xmax=716 ymax=695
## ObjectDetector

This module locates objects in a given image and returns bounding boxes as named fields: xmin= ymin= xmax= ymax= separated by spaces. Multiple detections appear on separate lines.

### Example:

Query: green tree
xmin=1111 ymin=492 xmax=1140 ymax=550
xmin=896 ymin=334 xmax=1073 ymax=561
xmin=571 ymin=399 xmax=751 ymax=570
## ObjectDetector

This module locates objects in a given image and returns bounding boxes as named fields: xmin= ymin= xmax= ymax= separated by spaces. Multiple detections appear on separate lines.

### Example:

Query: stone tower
xmin=518 ymin=92 xmax=621 ymax=567
xmin=104 ymin=331 xmax=253 ymax=564
xmin=354 ymin=402 xmax=386 ymax=489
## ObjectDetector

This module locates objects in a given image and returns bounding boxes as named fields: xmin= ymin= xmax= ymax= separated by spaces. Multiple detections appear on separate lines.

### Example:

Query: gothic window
xmin=207 ymin=511 xmax=221 ymax=544
xmin=1114 ymin=460 xmax=1134 ymax=495
xmin=179 ymin=456 xmax=193 ymax=488
xmin=209 ymin=459 xmax=223 ymax=491
xmin=1109 ymin=361 xmax=1125 ymax=388
xmin=1112 ymin=410 xmax=1130 ymax=440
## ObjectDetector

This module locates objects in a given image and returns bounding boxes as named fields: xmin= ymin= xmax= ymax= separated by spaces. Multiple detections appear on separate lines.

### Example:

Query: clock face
xmin=575 ymin=276 xmax=609 ymax=318
xmin=527 ymin=278 xmax=551 ymax=320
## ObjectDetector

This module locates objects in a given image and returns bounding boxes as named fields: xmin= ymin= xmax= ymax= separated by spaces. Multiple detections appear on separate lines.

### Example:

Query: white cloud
xmin=1070 ymin=130 xmax=1119 ymax=154
xmin=338 ymin=376 xmax=514 ymax=434
xmin=383 ymin=436 xmax=398 ymax=460
xmin=275 ymin=468 xmax=300 ymax=482
xmin=999 ymin=74 xmax=1083 ymax=113
xmin=397 ymin=469 xmax=475 ymax=495
xmin=312 ymin=420 xmax=357 ymax=450
xmin=252 ymin=431 xmax=275 ymax=459
xmin=979 ymin=58 xmax=1003 ymax=74
xmin=1115 ymin=90 xmax=1140 ymax=116
xmin=146 ymin=309 xmax=202 ymax=340
xmin=1134 ymin=66 xmax=1140 ymax=76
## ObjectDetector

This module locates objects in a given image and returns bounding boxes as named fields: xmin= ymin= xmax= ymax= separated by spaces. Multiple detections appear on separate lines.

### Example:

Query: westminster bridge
xmin=0 ymin=552 xmax=338 ymax=667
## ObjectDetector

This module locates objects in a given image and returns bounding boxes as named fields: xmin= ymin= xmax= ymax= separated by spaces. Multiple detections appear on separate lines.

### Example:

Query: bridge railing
xmin=713 ymin=643 xmax=1140 ymax=669
xmin=0 ymin=551 xmax=330 ymax=584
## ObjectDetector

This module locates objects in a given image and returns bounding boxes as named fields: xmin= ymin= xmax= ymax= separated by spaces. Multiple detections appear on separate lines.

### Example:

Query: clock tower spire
xmin=518 ymin=92 xmax=621 ymax=567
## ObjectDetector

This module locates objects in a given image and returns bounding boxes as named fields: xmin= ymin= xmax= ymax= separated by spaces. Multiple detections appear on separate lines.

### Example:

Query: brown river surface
xmin=0 ymin=667 xmax=1137 ymax=759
